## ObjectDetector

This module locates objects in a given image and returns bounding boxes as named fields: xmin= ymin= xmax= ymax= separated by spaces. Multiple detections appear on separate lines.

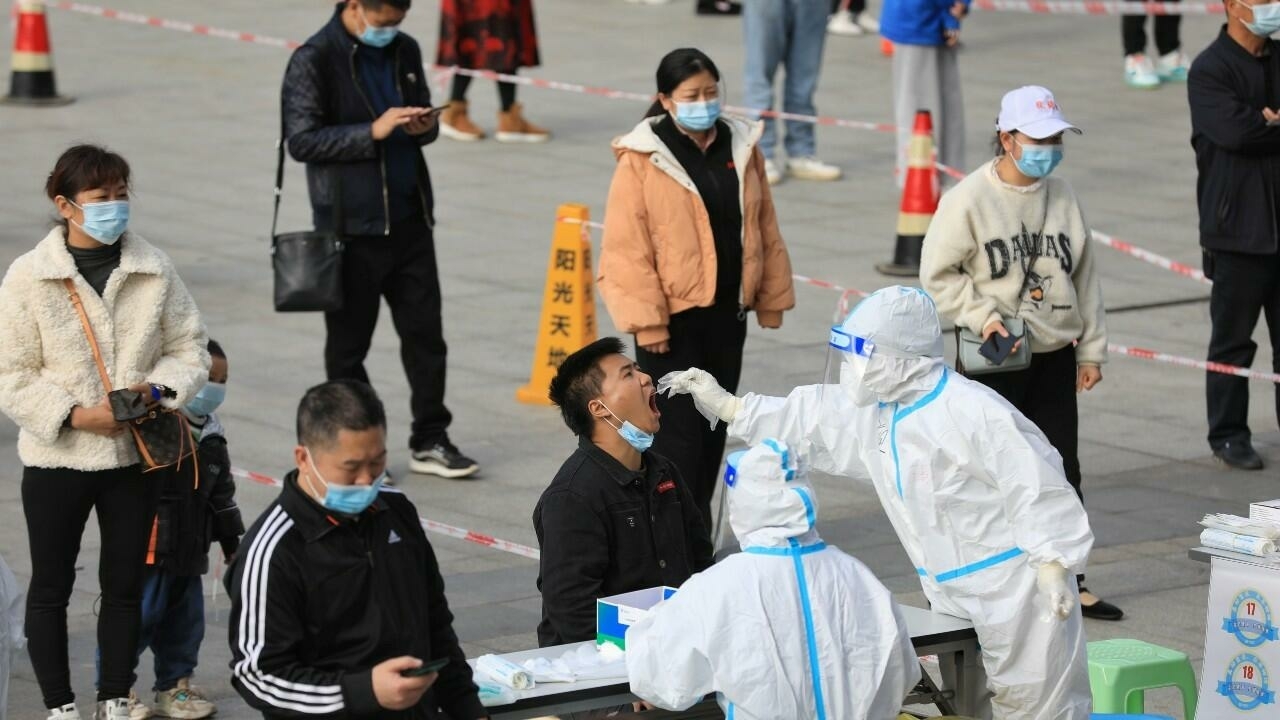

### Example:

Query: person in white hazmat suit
xmin=626 ymin=439 xmax=920 ymax=720
xmin=0 ymin=551 xmax=25 ymax=720
xmin=659 ymin=285 xmax=1095 ymax=720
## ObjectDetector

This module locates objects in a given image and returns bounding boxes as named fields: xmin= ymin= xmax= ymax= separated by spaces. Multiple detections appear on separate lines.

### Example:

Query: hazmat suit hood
xmin=727 ymin=439 xmax=820 ymax=549
xmin=837 ymin=286 xmax=946 ymax=406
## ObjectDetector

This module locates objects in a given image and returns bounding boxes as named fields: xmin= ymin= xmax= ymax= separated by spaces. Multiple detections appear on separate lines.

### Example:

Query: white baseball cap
xmin=996 ymin=85 xmax=1082 ymax=139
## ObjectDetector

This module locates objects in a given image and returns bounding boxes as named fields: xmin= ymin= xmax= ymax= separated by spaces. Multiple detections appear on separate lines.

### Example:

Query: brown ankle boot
xmin=439 ymin=101 xmax=485 ymax=141
xmin=496 ymin=103 xmax=550 ymax=143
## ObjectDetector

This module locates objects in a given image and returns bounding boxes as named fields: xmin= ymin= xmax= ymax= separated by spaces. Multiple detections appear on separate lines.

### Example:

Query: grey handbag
xmin=956 ymin=187 xmax=1049 ymax=376
xmin=957 ymin=316 xmax=1030 ymax=375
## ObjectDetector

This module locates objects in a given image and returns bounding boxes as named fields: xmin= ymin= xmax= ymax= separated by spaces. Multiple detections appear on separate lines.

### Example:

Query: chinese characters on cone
xmin=516 ymin=203 xmax=598 ymax=405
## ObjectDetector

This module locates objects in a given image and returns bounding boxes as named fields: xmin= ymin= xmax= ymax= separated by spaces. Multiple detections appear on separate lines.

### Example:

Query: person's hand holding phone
xmin=70 ymin=398 xmax=124 ymax=437
xmin=372 ymin=656 xmax=437 ymax=710
xmin=405 ymin=107 xmax=442 ymax=136
xmin=982 ymin=320 xmax=1023 ymax=353
xmin=372 ymin=107 xmax=432 ymax=140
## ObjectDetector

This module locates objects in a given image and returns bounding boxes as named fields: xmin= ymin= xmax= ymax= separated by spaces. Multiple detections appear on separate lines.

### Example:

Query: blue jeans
xmin=742 ymin=0 xmax=830 ymax=159
xmin=96 ymin=568 xmax=205 ymax=692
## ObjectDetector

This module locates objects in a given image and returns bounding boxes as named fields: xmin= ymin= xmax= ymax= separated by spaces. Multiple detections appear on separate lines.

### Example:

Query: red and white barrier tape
xmin=971 ymin=0 xmax=1223 ymax=15
xmin=50 ymin=1 xmax=301 ymax=49
xmin=52 ymin=3 xmax=1210 ymax=290
xmin=1108 ymin=344 xmax=1280 ymax=383
xmin=230 ymin=467 xmax=543 ymax=560
xmin=1091 ymin=231 xmax=1210 ymax=285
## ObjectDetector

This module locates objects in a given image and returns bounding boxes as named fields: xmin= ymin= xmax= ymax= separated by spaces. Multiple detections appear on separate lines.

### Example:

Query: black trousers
xmin=325 ymin=216 xmax=451 ymax=450
xmin=23 ymin=464 xmax=158 ymax=707
xmin=1122 ymin=0 xmax=1181 ymax=56
xmin=1205 ymin=250 xmax=1280 ymax=449
xmin=635 ymin=305 xmax=747 ymax=531
xmin=966 ymin=345 xmax=1089 ymax=583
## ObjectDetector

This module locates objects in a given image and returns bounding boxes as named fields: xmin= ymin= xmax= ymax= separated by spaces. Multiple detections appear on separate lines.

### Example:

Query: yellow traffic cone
xmin=516 ymin=204 xmax=598 ymax=404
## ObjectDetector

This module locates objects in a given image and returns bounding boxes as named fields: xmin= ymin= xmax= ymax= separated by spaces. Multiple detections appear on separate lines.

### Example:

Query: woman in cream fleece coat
xmin=919 ymin=86 xmax=1124 ymax=622
xmin=0 ymin=145 xmax=208 ymax=720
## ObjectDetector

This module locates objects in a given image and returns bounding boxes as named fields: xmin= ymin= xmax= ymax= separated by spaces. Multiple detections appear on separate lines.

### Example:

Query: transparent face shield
xmin=822 ymin=325 xmax=876 ymax=401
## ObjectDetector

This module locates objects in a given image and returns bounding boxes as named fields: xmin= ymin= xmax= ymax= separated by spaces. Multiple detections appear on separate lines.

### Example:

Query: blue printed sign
xmin=1217 ymin=653 xmax=1276 ymax=711
xmin=1223 ymin=590 xmax=1280 ymax=648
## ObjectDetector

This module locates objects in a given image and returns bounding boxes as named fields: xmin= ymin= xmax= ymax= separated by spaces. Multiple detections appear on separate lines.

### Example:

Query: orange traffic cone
xmin=880 ymin=37 xmax=894 ymax=57
xmin=877 ymin=109 xmax=938 ymax=276
xmin=3 ymin=1 xmax=72 ymax=106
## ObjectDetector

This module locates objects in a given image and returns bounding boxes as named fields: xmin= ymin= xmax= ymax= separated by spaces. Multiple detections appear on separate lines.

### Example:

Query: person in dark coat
xmin=227 ymin=380 xmax=486 ymax=720
xmin=1188 ymin=2 xmax=1280 ymax=470
xmin=534 ymin=338 xmax=714 ymax=647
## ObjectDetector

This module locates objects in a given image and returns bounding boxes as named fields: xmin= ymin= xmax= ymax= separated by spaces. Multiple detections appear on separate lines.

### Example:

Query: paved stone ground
xmin=0 ymin=1 xmax=1276 ymax=717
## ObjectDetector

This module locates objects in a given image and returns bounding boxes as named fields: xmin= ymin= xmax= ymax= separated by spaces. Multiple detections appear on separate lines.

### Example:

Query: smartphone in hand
xmin=400 ymin=657 xmax=449 ymax=678
xmin=978 ymin=332 xmax=1017 ymax=365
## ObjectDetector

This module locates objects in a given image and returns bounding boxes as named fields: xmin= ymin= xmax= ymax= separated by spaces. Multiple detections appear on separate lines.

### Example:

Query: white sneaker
xmin=95 ymin=699 xmax=130 ymax=720
xmin=1124 ymin=53 xmax=1160 ymax=89
xmin=153 ymin=679 xmax=214 ymax=720
xmin=786 ymin=156 xmax=843 ymax=181
xmin=47 ymin=704 xmax=81 ymax=720
xmin=763 ymin=158 xmax=783 ymax=186
xmin=855 ymin=12 xmax=880 ymax=32
xmin=826 ymin=11 xmax=865 ymax=36
xmin=126 ymin=692 xmax=151 ymax=720
xmin=1157 ymin=49 xmax=1190 ymax=82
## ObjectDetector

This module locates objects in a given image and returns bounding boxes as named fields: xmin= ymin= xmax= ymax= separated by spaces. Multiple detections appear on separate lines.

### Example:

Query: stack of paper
xmin=1200 ymin=514 xmax=1280 ymax=560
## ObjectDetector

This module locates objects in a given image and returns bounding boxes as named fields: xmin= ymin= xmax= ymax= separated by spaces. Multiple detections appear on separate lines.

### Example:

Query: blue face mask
xmin=359 ymin=8 xmax=398 ymax=47
xmin=305 ymin=449 xmax=387 ymax=515
xmin=69 ymin=199 xmax=129 ymax=245
xmin=1242 ymin=0 xmax=1280 ymax=36
xmin=673 ymin=99 xmax=721 ymax=132
xmin=1013 ymin=141 xmax=1064 ymax=179
xmin=185 ymin=382 xmax=226 ymax=417
xmin=598 ymin=401 xmax=654 ymax=452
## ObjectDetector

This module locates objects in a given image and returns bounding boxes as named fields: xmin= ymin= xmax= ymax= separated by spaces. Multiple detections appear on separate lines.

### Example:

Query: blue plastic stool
xmin=1091 ymin=715 xmax=1175 ymax=719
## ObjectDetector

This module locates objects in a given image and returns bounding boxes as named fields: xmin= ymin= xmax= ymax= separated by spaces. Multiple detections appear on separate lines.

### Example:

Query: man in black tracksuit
xmin=283 ymin=0 xmax=478 ymax=479
xmin=227 ymin=381 xmax=486 ymax=719
xmin=535 ymin=338 xmax=714 ymax=647
xmin=1189 ymin=4 xmax=1280 ymax=470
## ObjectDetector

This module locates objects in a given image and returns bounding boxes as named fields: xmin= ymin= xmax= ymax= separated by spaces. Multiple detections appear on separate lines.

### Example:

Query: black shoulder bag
xmin=271 ymin=114 xmax=345 ymax=313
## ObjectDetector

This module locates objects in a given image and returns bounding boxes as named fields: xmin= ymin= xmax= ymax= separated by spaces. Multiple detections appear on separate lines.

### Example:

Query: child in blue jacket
xmin=881 ymin=0 xmax=969 ymax=186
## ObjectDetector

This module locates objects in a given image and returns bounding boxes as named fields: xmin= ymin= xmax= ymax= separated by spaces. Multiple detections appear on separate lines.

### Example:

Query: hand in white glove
xmin=1036 ymin=562 xmax=1074 ymax=621
xmin=657 ymin=368 xmax=742 ymax=429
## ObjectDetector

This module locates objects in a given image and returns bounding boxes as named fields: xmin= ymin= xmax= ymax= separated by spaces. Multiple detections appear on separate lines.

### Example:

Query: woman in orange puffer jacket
xmin=599 ymin=47 xmax=795 ymax=531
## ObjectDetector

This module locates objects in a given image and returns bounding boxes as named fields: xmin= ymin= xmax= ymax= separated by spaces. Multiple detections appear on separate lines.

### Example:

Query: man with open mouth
xmin=533 ymin=337 xmax=714 ymax=648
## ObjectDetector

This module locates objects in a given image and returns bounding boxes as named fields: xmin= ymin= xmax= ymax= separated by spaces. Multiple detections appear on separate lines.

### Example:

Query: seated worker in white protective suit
xmin=660 ymin=285 xmax=1095 ymax=720
xmin=626 ymin=440 xmax=920 ymax=720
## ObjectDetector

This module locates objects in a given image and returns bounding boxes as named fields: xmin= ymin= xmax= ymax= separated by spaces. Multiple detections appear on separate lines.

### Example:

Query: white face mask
xmin=839 ymin=354 xmax=880 ymax=407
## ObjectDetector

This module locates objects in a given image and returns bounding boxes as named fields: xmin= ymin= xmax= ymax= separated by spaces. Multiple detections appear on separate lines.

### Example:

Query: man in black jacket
xmin=534 ymin=338 xmax=714 ymax=647
xmin=227 ymin=380 xmax=487 ymax=720
xmin=283 ymin=0 xmax=478 ymax=479
xmin=1188 ymin=1 xmax=1280 ymax=470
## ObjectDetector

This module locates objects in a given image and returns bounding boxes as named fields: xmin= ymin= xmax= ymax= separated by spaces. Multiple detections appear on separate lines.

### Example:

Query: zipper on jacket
xmin=350 ymin=44 xmax=392 ymax=236
xmin=393 ymin=49 xmax=435 ymax=231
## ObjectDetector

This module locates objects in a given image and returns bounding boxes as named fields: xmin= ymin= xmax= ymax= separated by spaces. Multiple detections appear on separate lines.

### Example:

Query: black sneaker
xmin=696 ymin=1 xmax=742 ymax=15
xmin=410 ymin=440 xmax=479 ymax=479
xmin=1213 ymin=440 xmax=1265 ymax=471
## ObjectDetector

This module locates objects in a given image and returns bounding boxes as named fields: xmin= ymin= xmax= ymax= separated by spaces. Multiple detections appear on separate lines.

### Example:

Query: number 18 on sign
xmin=1200 ymin=557 xmax=1280 ymax=716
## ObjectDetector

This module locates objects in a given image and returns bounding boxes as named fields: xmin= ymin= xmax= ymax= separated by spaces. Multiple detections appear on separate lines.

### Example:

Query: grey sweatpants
xmin=892 ymin=43 xmax=965 ymax=188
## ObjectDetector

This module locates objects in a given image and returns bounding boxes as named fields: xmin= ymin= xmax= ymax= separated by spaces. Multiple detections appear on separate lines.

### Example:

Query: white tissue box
xmin=1250 ymin=499 xmax=1280 ymax=526
xmin=596 ymin=586 xmax=677 ymax=651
